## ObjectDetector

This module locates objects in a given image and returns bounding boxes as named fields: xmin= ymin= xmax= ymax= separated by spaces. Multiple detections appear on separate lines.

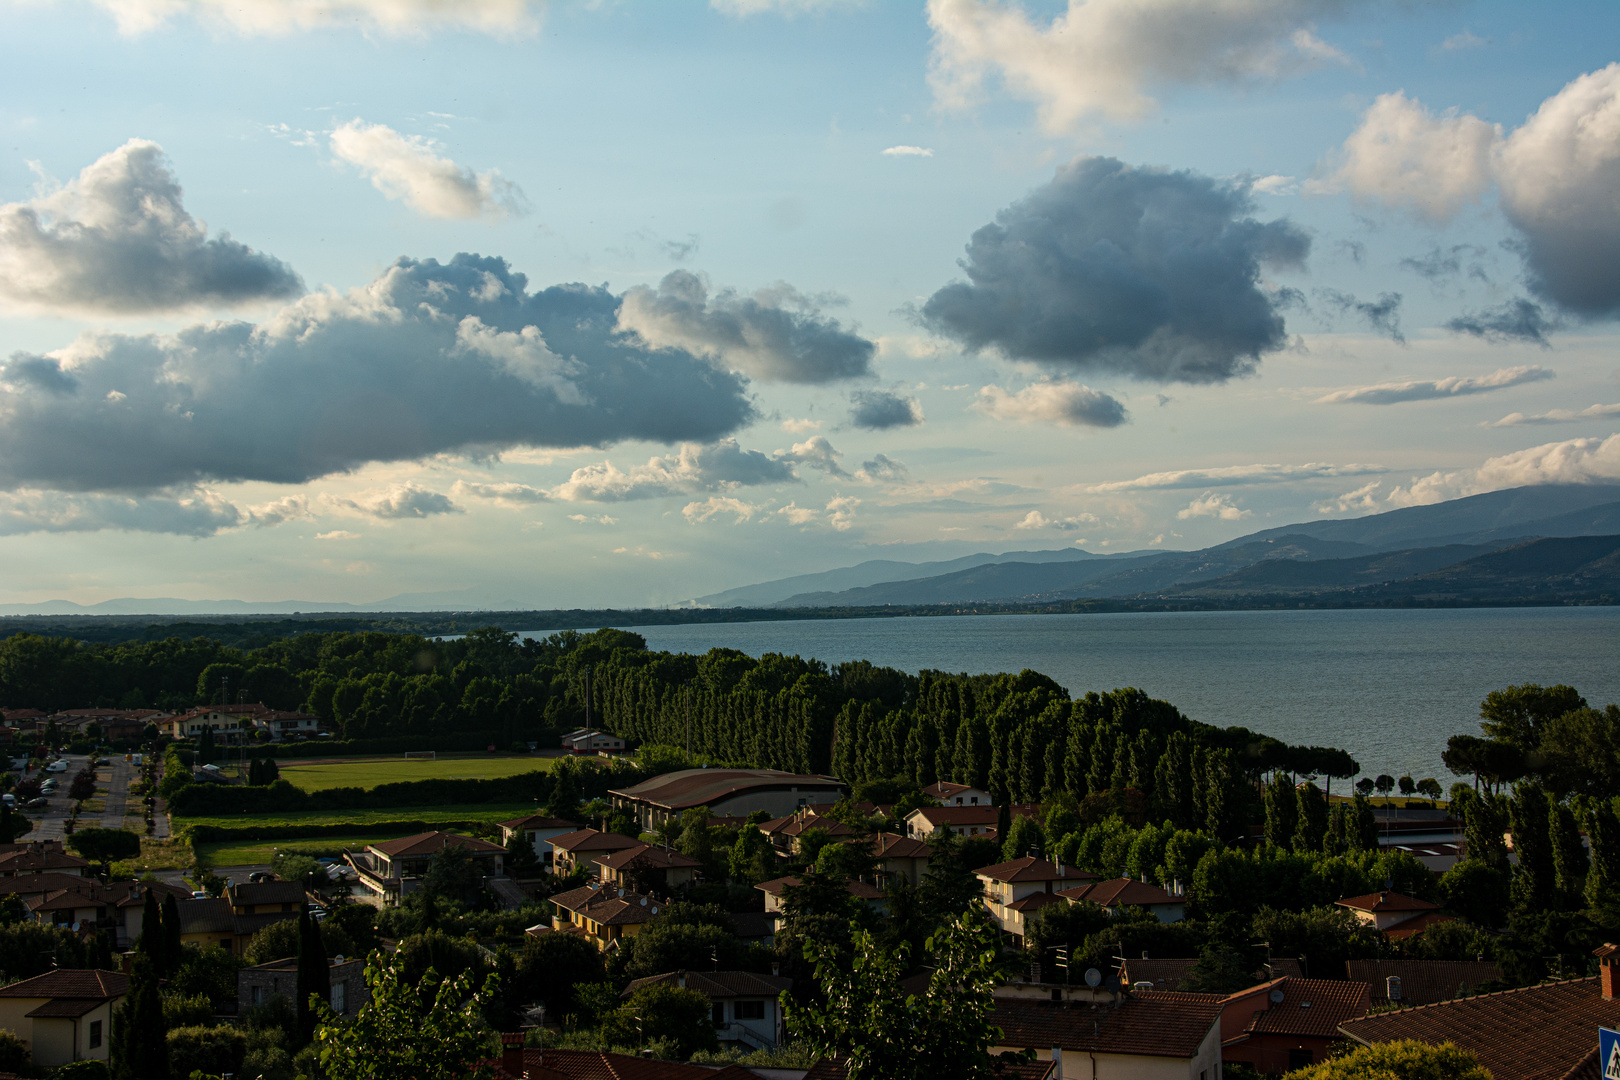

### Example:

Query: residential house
xmin=0 ymin=873 xmax=111 ymax=907
xmin=756 ymin=875 xmax=885 ymax=915
xmin=1334 ymin=891 xmax=1452 ymax=940
xmin=976 ymin=857 xmax=1097 ymax=947
xmin=345 ymin=831 xmax=506 ymax=906
xmin=227 ymin=879 xmax=306 ymax=916
xmin=1057 ymin=878 xmax=1186 ymax=923
xmin=547 ymin=829 xmax=641 ymax=878
xmin=115 ymin=882 xmax=195 ymax=945
xmin=28 ymin=883 xmax=151 ymax=943
xmin=1338 ymin=947 xmax=1620 ymax=1080
xmin=0 ymin=842 xmax=89 ymax=878
xmin=560 ymin=728 xmax=626 ymax=755
xmin=547 ymin=883 xmax=664 ymax=950
xmin=592 ymin=844 xmax=702 ymax=893
xmin=495 ymin=814 xmax=578 ymax=867
xmin=923 ymin=780 xmax=996 ymax=806
xmin=623 ymin=970 xmax=793 ymax=1050
xmin=487 ymin=1044 xmax=727 ymax=1080
xmin=1209 ymin=977 xmax=1372 ymax=1073
xmin=1119 ymin=958 xmax=1302 ymax=994
xmin=174 ymin=896 xmax=298 ymax=954
xmin=991 ymin=994 xmax=1224 ymax=1080
xmin=0 ymin=969 xmax=126 ymax=1068
xmin=610 ymin=767 xmax=846 ymax=833
xmin=864 ymin=832 xmax=932 ymax=887
xmin=1344 ymin=959 xmax=1503 ymax=1006
xmin=239 ymin=956 xmax=368 ymax=1016
xmin=906 ymin=803 xmax=1039 ymax=841
xmin=756 ymin=811 xmax=858 ymax=857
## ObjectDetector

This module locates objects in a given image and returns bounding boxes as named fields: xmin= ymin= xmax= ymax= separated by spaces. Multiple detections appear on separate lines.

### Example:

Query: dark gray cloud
xmin=0 ymin=139 xmax=303 ymax=315
xmin=1398 ymin=244 xmax=1489 ymax=283
xmin=1446 ymin=298 xmax=1558 ymax=346
xmin=1317 ymin=288 xmax=1405 ymax=342
xmin=921 ymin=156 xmax=1309 ymax=383
xmin=0 ymin=254 xmax=755 ymax=492
xmin=975 ymin=381 xmax=1129 ymax=428
xmin=857 ymin=454 xmax=910 ymax=484
xmin=617 ymin=269 xmax=875 ymax=383
xmin=849 ymin=389 xmax=924 ymax=429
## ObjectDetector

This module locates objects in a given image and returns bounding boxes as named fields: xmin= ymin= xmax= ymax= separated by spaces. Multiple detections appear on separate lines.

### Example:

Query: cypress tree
xmin=136 ymin=889 xmax=162 ymax=966
xmin=1154 ymin=732 xmax=1194 ymax=829
xmin=1190 ymin=746 xmax=1209 ymax=828
xmin=110 ymin=953 xmax=167 ymax=1080
xmin=1202 ymin=749 xmax=1244 ymax=841
xmin=1264 ymin=773 xmax=1299 ymax=850
xmin=295 ymin=908 xmax=330 ymax=1045
xmin=1509 ymin=782 xmax=1556 ymax=911
xmin=197 ymin=724 xmax=215 ymax=765
xmin=1584 ymin=799 xmax=1620 ymax=910
xmin=1549 ymin=797 xmax=1588 ymax=907
xmin=1108 ymin=731 xmax=1130 ymax=793
xmin=161 ymin=892 xmax=183 ymax=971
xmin=0 ymin=802 xmax=16 ymax=844
xmin=996 ymin=802 xmax=1011 ymax=847
xmin=1064 ymin=722 xmax=1092 ymax=799
xmin=1348 ymin=793 xmax=1379 ymax=852
xmin=1087 ymin=723 xmax=1115 ymax=795
xmin=1293 ymin=782 xmax=1328 ymax=853
xmin=1325 ymin=802 xmax=1348 ymax=855
xmin=1466 ymin=795 xmax=1509 ymax=869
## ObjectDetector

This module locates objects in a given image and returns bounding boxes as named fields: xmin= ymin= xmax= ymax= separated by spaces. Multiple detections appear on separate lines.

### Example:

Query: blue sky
xmin=0 ymin=0 xmax=1615 ymax=609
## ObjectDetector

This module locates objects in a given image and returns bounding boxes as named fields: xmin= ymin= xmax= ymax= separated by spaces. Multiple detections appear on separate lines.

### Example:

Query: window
xmin=251 ymin=986 xmax=264 ymax=1006
xmin=711 ymin=1002 xmax=726 ymax=1026
xmin=735 ymin=1000 xmax=765 ymax=1020
xmin=331 ymin=983 xmax=347 ymax=1014
xmin=88 ymin=1020 xmax=102 ymax=1049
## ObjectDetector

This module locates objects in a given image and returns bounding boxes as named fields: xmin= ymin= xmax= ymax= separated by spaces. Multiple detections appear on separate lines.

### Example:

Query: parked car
xmin=23 ymin=798 xmax=48 ymax=809
xmin=44 ymin=761 xmax=68 ymax=773
xmin=248 ymin=871 xmax=273 ymax=883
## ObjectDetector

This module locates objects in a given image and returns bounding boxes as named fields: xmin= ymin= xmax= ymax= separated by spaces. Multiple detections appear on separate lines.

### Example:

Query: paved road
xmin=95 ymin=755 xmax=131 ymax=828
xmin=20 ymin=753 xmax=88 ymax=843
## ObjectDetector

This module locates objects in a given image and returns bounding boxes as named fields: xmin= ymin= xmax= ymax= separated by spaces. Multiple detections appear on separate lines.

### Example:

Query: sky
xmin=0 ymin=0 xmax=1616 ymax=610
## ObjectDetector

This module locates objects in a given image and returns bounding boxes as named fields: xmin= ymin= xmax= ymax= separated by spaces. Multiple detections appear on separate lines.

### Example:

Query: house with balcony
xmin=1056 ymin=877 xmax=1185 ymax=923
xmin=547 ymin=883 xmax=664 ymax=950
xmin=976 ymin=857 xmax=1097 ymax=947
xmin=623 ymin=970 xmax=794 ymax=1051
xmin=548 ymin=828 xmax=641 ymax=878
xmin=592 ymin=844 xmax=702 ymax=893
xmin=1334 ymin=891 xmax=1451 ymax=940
xmin=496 ymin=814 xmax=579 ymax=868
xmin=345 ymin=831 xmax=506 ymax=907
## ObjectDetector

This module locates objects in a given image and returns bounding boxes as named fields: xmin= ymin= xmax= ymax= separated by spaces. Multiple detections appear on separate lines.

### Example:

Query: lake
xmin=532 ymin=607 xmax=1620 ymax=784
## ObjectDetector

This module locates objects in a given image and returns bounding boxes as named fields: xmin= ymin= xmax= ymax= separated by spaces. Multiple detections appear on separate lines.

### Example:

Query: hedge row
xmin=254 ymin=733 xmax=516 ymax=759
xmin=166 ymin=770 xmax=557 ymax=815
xmin=180 ymin=818 xmax=499 ymax=844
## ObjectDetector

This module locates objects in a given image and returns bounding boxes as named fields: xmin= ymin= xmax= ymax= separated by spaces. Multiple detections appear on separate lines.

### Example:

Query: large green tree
xmin=312 ymin=953 xmax=498 ymax=1080
xmin=110 ymin=953 xmax=168 ymax=1080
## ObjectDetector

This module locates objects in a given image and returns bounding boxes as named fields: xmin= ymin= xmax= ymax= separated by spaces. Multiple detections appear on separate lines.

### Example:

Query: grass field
xmin=177 ymin=802 xmax=542 ymax=831
xmin=197 ymin=833 xmax=480 ymax=866
xmin=277 ymin=754 xmax=558 ymax=792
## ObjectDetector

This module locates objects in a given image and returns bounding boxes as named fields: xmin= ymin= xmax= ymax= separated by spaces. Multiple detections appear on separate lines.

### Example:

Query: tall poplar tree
xmin=1584 ymin=799 xmax=1620 ymax=910
xmin=1348 ymin=793 xmax=1379 ymax=852
xmin=161 ymin=893 xmax=183 ymax=971
xmin=1548 ymin=797 xmax=1588 ymax=907
xmin=1293 ymin=781 xmax=1329 ymax=853
xmin=1264 ymin=774 xmax=1299 ymax=850
xmin=1509 ymin=782 xmax=1556 ymax=911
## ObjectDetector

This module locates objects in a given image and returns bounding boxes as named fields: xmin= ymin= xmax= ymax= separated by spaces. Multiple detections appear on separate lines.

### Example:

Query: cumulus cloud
xmin=826 ymin=495 xmax=861 ymax=531
xmin=0 ymin=487 xmax=310 ymax=537
xmin=682 ymin=496 xmax=759 ymax=524
xmin=1315 ymin=289 xmax=1404 ymax=342
xmin=1314 ymin=365 xmax=1552 ymax=406
xmin=849 ymin=390 xmax=924 ymax=429
xmin=0 ymin=140 xmax=301 ymax=316
xmin=329 ymin=120 xmax=526 ymax=220
xmin=1490 ymin=403 xmax=1620 ymax=427
xmin=1320 ymin=65 xmax=1620 ymax=316
xmin=776 ymin=502 xmax=819 ymax=525
xmin=451 ymin=480 xmax=549 ymax=505
xmin=974 ymin=381 xmax=1129 ymax=427
xmin=856 ymin=454 xmax=910 ymax=484
xmin=1440 ymin=30 xmax=1486 ymax=52
xmin=777 ymin=436 xmax=850 ymax=478
xmin=1018 ymin=508 xmax=1102 ymax=531
xmin=781 ymin=418 xmax=821 ymax=434
xmin=338 ymin=483 xmax=460 ymax=519
xmin=617 ymin=270 xmax=875 ymax=383
xmin=568 ymin=514 xmax=618 ymax=525
xmin=550 ymin=439 xmax=798 ymax=502
xmin=1445 ymin=298 xmax=1557 ymax=345
xmin=922 ymin=157 xmax=1309 ymax=383
xmin=1080 ymin=461 xmax=1386 ymax=493
xmin=1177 ymin=493 xmax=1251 ymax=521
xmin=1385 ymin=434 xmax=1620 ymax=507
xmin=882 ymin=145 xmax=934 ymax=157
xmin=926 ymin=0 xmax=1350 ymax=132
xmin=0 ymin=253 xmax=755 ymax=492
xmin=1251 ymin=174 xmax=1298 ymax=196
xmin=85 ymin=0 xmax=542 ymax=37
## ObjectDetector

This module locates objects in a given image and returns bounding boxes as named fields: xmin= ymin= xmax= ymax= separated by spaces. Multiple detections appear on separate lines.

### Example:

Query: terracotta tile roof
xmin=622 ymin=969 xmax=792 ymax=1000
xmin=1057 ymin=878 xmax=1180 ymax=907
xmin=805 ymin=1055 xmax=1055 ymax=1079
xmin=975 ymin=857 xmax=1093 ymax=884
xmin=867 ymin=833 xmax=932 ymax=859
xmin=993 ymin=997 xmax=1221 ymax=1058
xmin=922 ymin=781 xmax=976 ymax=798
xmin=228 ymin=880 xmax=305 ymax=907
xmin=1340 ymin=977 xmax=1620 ymax=1080
xmin=548 ymin=829 xmax=642 ymax=854
xmin=1345 ymin=960 xmax=1503 ymax=1005
xmin=755 ymin=875 xmax=884 ymax=900
xmin=591 ymin=844 xmax=702 ymax=872
xmin=496 ymin=814 xmax=577 ymax=830
xmin=0 ymin=873 xmax=111 ymax=898
xmin=1383 ymin=911 xmax=1456 ymax=941
xmin=1004 ymin=892 xmax=1069 ymax=914
xmin=0 ymin=969 xmax=127 ymax=1000
xmin=0 ymin=848 xmax=90 ymax=875
xmin=1336 ymin=891 xmax=1440 ymax=914
xmin=911 ymin=806 xmax=1005 ymax=827
xmin=366 ymin=831 xmax=505 ymax=859
xmin=26 ymin=998 xmax=111 ymax=1018
xmin=490 ymin=1047 xmax=717 ymax=1079
xmin=1562 ymin=1049 xmax=1600 ymax=1080
xmin=549 ymin=884 xmax=666 ymax=926
xmin=1120 ymin=958 xmax=1301 ymax=992
xmin=1224 ymin=977 xmax=1371 ymax=1039
xmin=608 ymin=767 xmax=844 ymax=812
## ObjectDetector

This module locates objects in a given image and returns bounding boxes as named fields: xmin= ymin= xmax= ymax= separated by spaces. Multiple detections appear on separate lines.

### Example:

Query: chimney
xmin=1386 ymin=976 xmax=1402 ymax=1004
xmin=500 ymin=1032 xmax=524 ymax=1077
xmin=1599 ymin=945 xmax=1619 ymax=999
xmin=1053 ymin=1047 xmax=1063 ymax=1072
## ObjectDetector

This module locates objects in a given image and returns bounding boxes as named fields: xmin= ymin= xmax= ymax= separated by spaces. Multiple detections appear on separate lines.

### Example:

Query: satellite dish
xmin=1269 ymin=989 xmax=1286 ymax=1003
xmin=1084 ymin=968 xmax=1103 ymax=988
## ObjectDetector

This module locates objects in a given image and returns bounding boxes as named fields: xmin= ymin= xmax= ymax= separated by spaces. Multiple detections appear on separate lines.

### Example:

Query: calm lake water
xmin=537 ymin=607 xmax=1620 ymax=784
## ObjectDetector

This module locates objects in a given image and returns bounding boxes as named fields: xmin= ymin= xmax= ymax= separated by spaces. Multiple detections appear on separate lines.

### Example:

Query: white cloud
xmin=1387 ymin=434 xmax=1620 ymax=507
xmin=781 ymin=418 xmax=821 ymax=433
xmin=776 ymin=436 xmax=850 ymax=478
xmin=926 ymin=0 xmax=1351 ymax=132
xmin=568 ymin=513 xmax=618 ymax=525
xmin=453 ymin=316 xmax=581 ymax=401
xmin=0 ymin=139 xmax=301 ymax=315
xmin=974 ymin=382 xmax=1128 ymax=427
xmin=1015 ymin=510 xmax=1049 ymax=530
xmin=338 ymin=482 xmax=460 ymax=519
xmin=855 ymin=454 xmax=910 ymax=485
xmin=1316 ymin=91 xmax=1500 ymax=221
xmin=1490 ymin=403 xmax=1620 ymax=427
xmin=85 ymin=0 xmax=542 ymax=37
xmin=710 ymin=0 xmax=861 ymax=15
xmin=0 ymin=486 xmax=305 ymax=537
xmin=1440 ymin=30 xmax=1487 ymax=51
xmin=315 ymin=530 xmax=361 ymax=540
xmin=550 ymin=439 xmax=798 ymax=502
xmin=776 ymin=502 xmax=818 ymax=525
xmin=882 ymin=145 xmax=935 ymax=157
xmin=1251 ymin=174 xmax=1298 ymax=195
xmin=1079 ymin=461 xmax=1387 ymax=493
xmin=1014 ymin=508 xmax=1099 ymax=531
xmin=682 ymin=496 xmax=759 ymax=524
xmin=329 ymin=120 xmax=526 ymax=220
xmin=1313 ymin=481 xmax=1382 ymax=515
xmin=826 ymin=495 xmax=861 ymax=531
xmin=1314 ymin=365 xmax=1553 ymax=405
xmin=1177 ymin=493 xmax=1251 ymax=521
xmin=450 ymin=480 xmax=549 ymax=505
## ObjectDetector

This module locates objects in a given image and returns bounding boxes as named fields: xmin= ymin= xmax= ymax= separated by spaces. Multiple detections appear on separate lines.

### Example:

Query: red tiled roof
xmin=866 ymin=833 xmax=932 ymax=859
xmin=1340 ymin=977 xmax=1620 ymax=1080
xmin=0 ymin=873 xmax=103 ymax=897
xmin=489 ymin=1047 xmax=716 ymax=1079
xmin=975 ymin=856 xmax=1093 ymax=884
xmin=993 ymin=997 xmax=1221 ymax=1058
xmin=922 ymin=781 xmax=976 ymax=798
xmin=622 ymin=969 xmax=792 ymax=1000
xmin=608 ymin=768 xmax=844 ymax=812
xmin=1384 ymin=911 xmax=1456 ymax=941
xmin=1004 ymin=892 xmax=1069 ymax=914
xmin=549 ymin=885 xmax=666 ymax=926
xmin=1336 ymin=891 xmax=1439 ymax=914
xmin=755 ymin=875 xmax=885 ymax=900
xmin=806 ymin=1055 xmax=1055 ymax=1080
xmin=366 ymin=831 xmax=504 ymax=858
xmin=0 ymin=969 xmax=127 ymax=1000
xmin=548 ymin=829 xmax=641 ymax=854
xmin=591 ymin=844 xmax=701 ymax=872
xmin=1222 ymin=977 xmax=1371 ymax=1039
xmin=1057 ymin=878 xmax=1179 ymax=907
xmin=496 ymin=814 xmax=577 ymax=830
xmin=1346 ymin=960 xmax=1503 ymax=1005
xmin=758 ymin=813 xmax=857 ymax=839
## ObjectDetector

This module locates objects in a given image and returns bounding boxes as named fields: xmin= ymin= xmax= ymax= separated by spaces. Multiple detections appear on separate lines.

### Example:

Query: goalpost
xmin=403 ymin=751 xmax=436 ymax=760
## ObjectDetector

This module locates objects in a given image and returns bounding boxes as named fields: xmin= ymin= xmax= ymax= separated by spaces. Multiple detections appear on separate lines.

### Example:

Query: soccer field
xmin=277 ymin=754 xmax=560 ymax=792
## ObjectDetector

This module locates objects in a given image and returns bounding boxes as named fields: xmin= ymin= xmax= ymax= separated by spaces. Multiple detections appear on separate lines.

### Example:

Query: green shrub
xmin=167 ymin=1024 xmax=247 ymax=1078
xmin=162 ymin=990 xmax=215 ymax=1027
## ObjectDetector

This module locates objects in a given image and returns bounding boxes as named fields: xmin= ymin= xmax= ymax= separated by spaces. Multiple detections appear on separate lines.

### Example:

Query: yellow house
xmin=0 ymin=969 xmax=126 ymax=1068
xmin=547 ymin=883 xmax=663 ymax=950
